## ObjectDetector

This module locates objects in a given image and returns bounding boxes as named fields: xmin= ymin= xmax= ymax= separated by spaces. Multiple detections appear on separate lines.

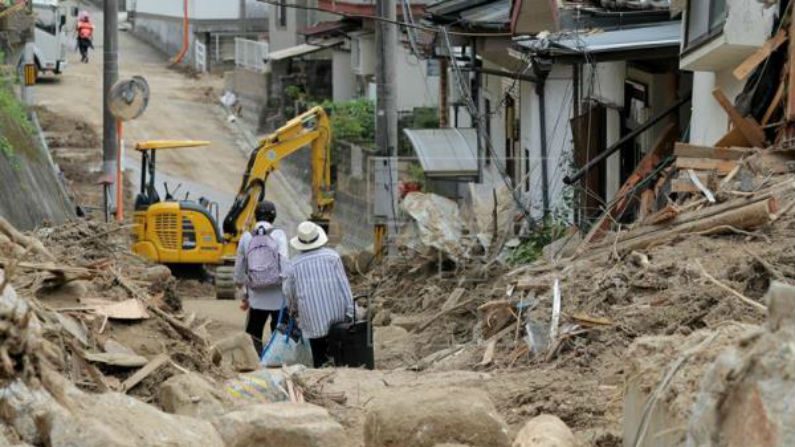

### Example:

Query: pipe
xmin=171 ymin=0 xmax=189 ymax=65
xmin=537 ymin=81 xmax=550 ymax=216
xmin=564 ymin=94 xmax=691 ymax=185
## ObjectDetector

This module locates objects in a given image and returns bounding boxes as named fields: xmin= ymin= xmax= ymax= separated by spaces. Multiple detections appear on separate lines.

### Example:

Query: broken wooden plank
xmin=641 ymin=205 xmax=679 ymax=225
xmin=675 ymin=157 xmax=737 ymax=175
xmin=570 ymin=313 xmax=613 ymax=327
xmin=673 ymin=143 xmax=752 ymax=160
xmin=714 ymin=127 xmax=751 ymax=148
xmin=441 ymin=288 xmax=466 ymax=312
xmin=577 ymin=123 xmax=678 ymax=250
xmin=122 ymin=354 xmax=170 ymax=393
xmin=478 ymin=339 xmax=497 ymax=367
xmin=96 ymin=299 xmax=150 ymax=320
xmin=712 ymin=88 xmax=767 ymax=148
xmin=733 ymin=29 xmax=788 ymax=81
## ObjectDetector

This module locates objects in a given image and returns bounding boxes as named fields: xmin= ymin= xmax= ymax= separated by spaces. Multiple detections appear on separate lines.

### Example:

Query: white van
xmin=30 ymin=0 xmax=71 ymax=75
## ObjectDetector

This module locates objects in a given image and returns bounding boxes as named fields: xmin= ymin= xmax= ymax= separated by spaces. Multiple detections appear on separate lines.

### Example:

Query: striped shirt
xmin=282 ymin=247 xmax=354 ymax=339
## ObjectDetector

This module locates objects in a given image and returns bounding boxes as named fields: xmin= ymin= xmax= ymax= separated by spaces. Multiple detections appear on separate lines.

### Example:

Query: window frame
xmin=277 ymin=0 xmax=287 ymax=28
xmin=682 ymin=0 xmax=727 ymax=55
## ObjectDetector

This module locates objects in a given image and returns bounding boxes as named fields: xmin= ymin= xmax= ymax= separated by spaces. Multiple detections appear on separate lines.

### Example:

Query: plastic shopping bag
xmin=260 ymin=319 xmax=313 ymax=367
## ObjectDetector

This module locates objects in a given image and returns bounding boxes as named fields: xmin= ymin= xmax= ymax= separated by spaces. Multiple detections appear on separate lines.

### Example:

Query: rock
xmin=512 ymin=415 xmax=576 ymax=447
xmin=143 ymin=265 xmax=173 ymax=282
xmin=364 ymin=387 xmax=510 ymax=447
xmin=213 ymin=402 xmax=346 ymax=447
xmin=2 ymin=374 xmax=224 ymax=447
xmin=686 ymin=282 xmax=795 ymax=447
xmin=211 ymin=332 xmax=260 ymax=372
xmin=372 ymin=309 xmax=392 ymax=326
xmin=48 ymin=392 xmax=224 ymax=447
xmin=158 ymin=372 xmax=229 ymax=419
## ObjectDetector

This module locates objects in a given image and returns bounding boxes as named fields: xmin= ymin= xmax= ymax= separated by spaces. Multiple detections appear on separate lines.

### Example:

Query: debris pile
xmin=357 ymin=139 xmax=795 ymax=441
xmin=0 ymin=217 xmax=224 ymax=400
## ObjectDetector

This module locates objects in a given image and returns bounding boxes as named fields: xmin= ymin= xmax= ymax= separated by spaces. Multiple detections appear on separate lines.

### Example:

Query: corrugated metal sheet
xmin=266 ymin=38 xmax=344 ymax=61
xmin=516 ymin=21 xmax=680 ymax=55
xmin=403 ymin=128 xmax=479 ymax=177
xmin=459 ymin=0 xmax=510 ymax=26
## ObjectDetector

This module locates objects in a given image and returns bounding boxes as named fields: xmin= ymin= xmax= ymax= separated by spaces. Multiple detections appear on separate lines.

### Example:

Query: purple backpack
xmin=246 ymin=227 xmax=281 ymax=289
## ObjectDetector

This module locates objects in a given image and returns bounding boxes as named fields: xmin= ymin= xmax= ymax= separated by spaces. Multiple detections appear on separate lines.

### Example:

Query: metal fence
xmin=234 ymin=38 xmax=269 ymax=73
xmin=194 ymin=39 xmax=207 ymax=73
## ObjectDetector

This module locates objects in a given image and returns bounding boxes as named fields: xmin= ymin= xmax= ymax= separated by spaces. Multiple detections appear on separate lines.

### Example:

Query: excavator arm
xmin=221 ymin=106 xmax=334 ymax=243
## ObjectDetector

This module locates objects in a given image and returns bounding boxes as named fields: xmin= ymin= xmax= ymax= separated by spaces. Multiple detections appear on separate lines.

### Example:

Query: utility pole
xmin=374 ymin=0 xmax=398 ymax=256
xmin=103 ymin=0 xmax=119 ymax=211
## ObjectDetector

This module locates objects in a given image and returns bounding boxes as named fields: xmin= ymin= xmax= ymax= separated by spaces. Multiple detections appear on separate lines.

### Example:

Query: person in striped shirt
xmin=282 ymin=221 xmax=354 ymax=367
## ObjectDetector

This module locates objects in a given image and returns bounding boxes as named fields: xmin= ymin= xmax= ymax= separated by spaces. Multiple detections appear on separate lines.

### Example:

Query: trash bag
xmin=224 ymin=369 xmax=289 ymax=403
xmin=260 ymin=318 xmax=313 ymax=368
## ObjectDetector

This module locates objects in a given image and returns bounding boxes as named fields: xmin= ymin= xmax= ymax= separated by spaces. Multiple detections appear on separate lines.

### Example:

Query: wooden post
xmin=439 ymin=58 xmax=449 ymax=128
xmin=115 ymin=120 xmax=124 ymax=222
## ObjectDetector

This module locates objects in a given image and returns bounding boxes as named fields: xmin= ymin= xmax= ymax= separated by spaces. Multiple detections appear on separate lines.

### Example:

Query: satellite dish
xmin=108 ymin=76 xmax=150 ymax=122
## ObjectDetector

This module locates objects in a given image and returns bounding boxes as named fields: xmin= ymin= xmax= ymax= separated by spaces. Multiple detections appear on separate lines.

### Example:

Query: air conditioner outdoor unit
xmin=351 ymin=33 xmax=375 ymax=76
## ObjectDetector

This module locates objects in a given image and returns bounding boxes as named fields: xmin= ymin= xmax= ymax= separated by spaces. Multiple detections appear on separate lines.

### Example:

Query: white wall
xmin=333 ymin=50 xmax=356 ymax=102
xmin=135 ymin=0 xmax=241 ymax=20
xmin=394 ymin=44 xmax=439 ymax=112
xmin=688 ymin=69 xmax=743 ymax=145
xmin=518 ymin=65 xmax=574 ymax=218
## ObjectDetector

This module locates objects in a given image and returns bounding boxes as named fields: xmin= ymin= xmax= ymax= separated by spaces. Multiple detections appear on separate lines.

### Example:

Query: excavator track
xmin=215 ymin=264 xmax=236 ymax=300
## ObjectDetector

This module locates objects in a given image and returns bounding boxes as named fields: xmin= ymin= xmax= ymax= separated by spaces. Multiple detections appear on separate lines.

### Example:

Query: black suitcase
xmin=327 ymin=295 xmax=374 ymax=370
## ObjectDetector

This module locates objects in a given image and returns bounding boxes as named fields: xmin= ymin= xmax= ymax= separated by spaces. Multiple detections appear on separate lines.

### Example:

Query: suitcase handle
xmin=352 ymin=293 xmax=372 ymax=348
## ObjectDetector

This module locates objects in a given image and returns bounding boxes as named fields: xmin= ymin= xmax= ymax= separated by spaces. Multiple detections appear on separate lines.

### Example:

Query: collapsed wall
xmin=0 ymin=93 xmax=73 ymax=230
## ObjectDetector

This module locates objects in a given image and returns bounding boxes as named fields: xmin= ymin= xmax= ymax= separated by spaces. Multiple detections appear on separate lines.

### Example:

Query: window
xmin=278 ymin=0 xmax=287 ymax=28
xmin=34 ymin=5 xmax=57 ymax=35
xmin=426 ymin=59 xmax=440 ymax=77
xmin=684 ymin=0 xmax=727 ymax=52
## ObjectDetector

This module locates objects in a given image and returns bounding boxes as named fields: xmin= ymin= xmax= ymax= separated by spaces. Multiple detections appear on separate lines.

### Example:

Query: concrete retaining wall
xmin=278 ymin=141 xmax=374 ymax=252
xmin=224 ymin=67 xmax=269 ymax=130
xmin=0 ymin=106 xmax=73 ymax=230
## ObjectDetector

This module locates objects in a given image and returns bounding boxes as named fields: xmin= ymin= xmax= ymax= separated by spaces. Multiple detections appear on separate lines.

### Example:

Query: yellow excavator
xmin=131 ymin=106 xmax=334 ymax=299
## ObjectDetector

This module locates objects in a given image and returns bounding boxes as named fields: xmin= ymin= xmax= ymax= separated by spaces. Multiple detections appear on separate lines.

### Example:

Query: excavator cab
xmin=130 ymin=140 xmax=226 ymax=266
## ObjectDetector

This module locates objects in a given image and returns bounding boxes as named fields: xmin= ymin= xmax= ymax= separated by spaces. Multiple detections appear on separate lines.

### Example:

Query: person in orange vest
xmin=76 ymin=12 xmax=94 ymax=63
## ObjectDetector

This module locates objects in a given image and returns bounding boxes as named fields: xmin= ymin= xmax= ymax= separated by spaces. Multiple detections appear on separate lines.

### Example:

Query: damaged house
xmin=408 ymin=0 xmax=689 ymax=226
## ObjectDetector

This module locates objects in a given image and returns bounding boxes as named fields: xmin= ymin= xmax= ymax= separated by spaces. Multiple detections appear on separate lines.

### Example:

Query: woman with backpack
xmin=76 ymin=12 xmax=95 ymax=63
xmin=233 ymin=201 xmax=290 ymax=354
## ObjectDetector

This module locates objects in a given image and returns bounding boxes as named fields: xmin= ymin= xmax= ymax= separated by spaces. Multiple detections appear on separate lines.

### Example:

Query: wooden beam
xmin=576 ymin=123 xmax=677 ymax=250
xmin=675 ymin=157 xmax=738 ymax=175
xmin=715 ymin=127 xmax=751 ymax=148
xmin=733 ymin=29 xmax=788 ymax=81
xmin=122 ymin=354 xmax=169 ymax=393
xmin=673 ymin=143 xmax=752 ymax=160
xmin=712 ymin=88 xmax=767 ymax=148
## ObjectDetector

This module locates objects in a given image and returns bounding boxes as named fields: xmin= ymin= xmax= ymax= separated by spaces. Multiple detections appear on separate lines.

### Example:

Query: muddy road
xmin=36 ymin=4 xmax=308 ymax=240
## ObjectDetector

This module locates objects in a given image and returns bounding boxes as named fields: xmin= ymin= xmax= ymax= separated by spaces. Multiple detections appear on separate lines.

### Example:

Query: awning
xmin=266 ymin=38 xmax=344 ymax=62
xmin=516 ymin=21 xmax=681 ymax=58
xmin=403 ymin=128 xmax=478 ymax=178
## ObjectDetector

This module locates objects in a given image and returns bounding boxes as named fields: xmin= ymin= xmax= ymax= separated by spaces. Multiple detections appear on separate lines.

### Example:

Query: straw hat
xmin=290 ymin=221 xmax=328 ymax=251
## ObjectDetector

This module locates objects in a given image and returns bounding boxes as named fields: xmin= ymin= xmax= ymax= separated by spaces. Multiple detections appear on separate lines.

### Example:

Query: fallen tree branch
xmin=695 ymin=261 xmax=766 ymax=313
